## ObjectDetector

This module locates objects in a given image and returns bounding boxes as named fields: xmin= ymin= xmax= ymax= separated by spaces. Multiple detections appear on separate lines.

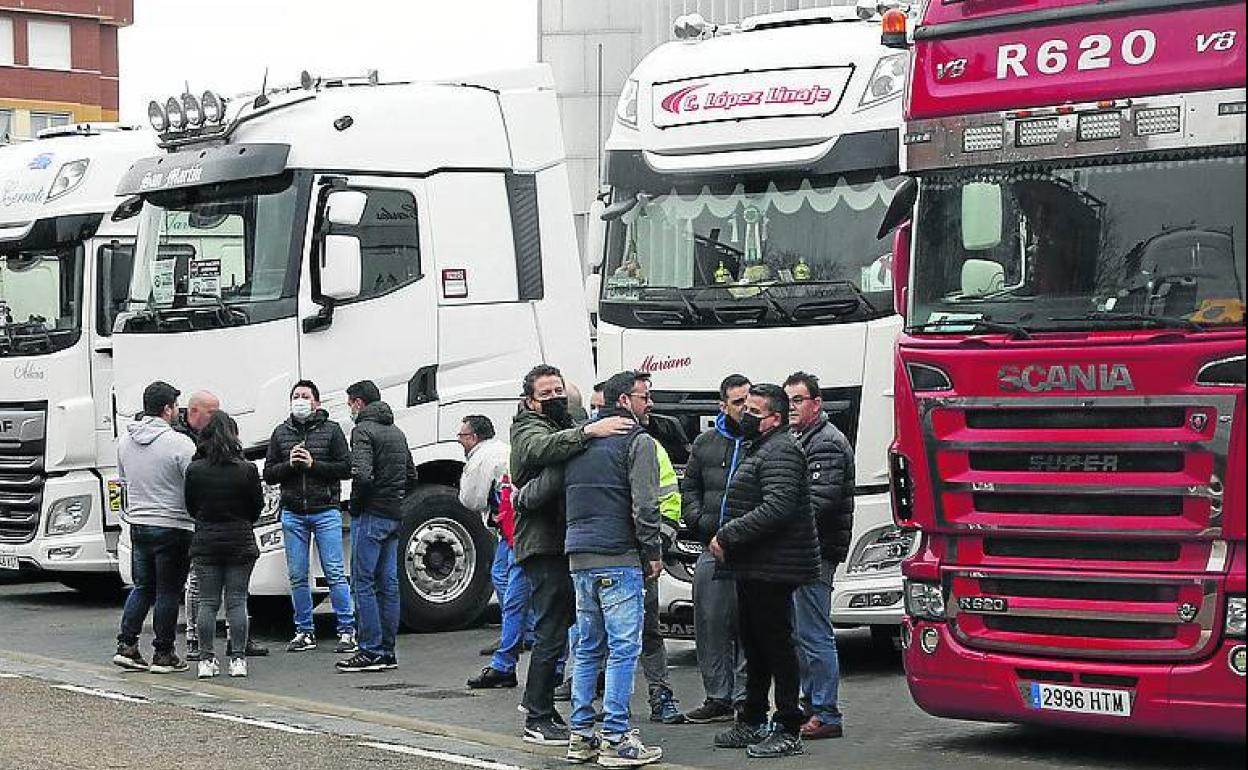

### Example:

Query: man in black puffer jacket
xmin=339 ymin=380 xmax=418 ymax=673
xmin=784 ymin=371 xmax=853 ymax=741
xmin=709 ymin=384 xmax=818 ymax=760
xmin=264 ymin=379 xmax=355 ymax=655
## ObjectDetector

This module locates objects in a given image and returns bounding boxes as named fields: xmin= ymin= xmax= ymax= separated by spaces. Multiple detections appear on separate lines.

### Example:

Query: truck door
xmin=297 ymin=175 xmax=437 ymax=446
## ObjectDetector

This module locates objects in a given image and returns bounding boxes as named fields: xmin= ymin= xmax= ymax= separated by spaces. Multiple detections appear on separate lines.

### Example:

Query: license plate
xmin=107 ymin=480 xmax=126 ymax=513
xmin=0 ymin=554 xmax=18 ymax=571
xmin=1029 ymin=682 xmax=1133 ymax=717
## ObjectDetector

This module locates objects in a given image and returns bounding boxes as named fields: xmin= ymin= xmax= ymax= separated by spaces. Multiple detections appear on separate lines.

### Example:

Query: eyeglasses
xmin=627 ymin=391 xmax=654 ymax=402
xmin=456 ymin=432 xmax=475 ymax=439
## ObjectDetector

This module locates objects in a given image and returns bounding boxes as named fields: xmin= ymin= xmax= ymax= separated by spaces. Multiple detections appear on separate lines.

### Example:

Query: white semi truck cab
xmin=0 ymin=126 xmax=158 ymax=592
xmin=111 ymin=68 xmax=594 ymax=629
xmin=593 ymin=7 xmax=916 ymax=641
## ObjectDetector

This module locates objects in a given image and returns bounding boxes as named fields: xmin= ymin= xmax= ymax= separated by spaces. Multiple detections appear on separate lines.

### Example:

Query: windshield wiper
xmin=814 ymin=280 xmax=878 ymax=314
xmin=1047 ymin=310 xmax=1206 ymax=332
xmin=908 ymin=318 xmax=1034 ymax=339
xmin=188 ymin=292 xmax=249 ymax=327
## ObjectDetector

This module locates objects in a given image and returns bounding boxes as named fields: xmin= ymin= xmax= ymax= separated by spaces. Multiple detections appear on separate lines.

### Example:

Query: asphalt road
xmin=0 ymin=578 xmax=1243 ymax=770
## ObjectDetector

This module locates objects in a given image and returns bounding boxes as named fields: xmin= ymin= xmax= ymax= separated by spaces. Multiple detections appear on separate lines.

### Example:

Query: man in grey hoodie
xmin=112 ymin=381 xmax=198 ymax=674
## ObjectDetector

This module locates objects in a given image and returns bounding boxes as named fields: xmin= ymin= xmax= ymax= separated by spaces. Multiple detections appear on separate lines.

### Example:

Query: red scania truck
xmin=882 ymin=0 xmax=1246 ymax=740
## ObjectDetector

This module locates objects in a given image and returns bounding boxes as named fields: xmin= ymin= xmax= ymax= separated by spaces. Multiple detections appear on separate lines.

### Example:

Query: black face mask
xmin=739 ymin=412 xmax=765 ymax=441
xmin=540 ymin=396 xmax=573 ymax=428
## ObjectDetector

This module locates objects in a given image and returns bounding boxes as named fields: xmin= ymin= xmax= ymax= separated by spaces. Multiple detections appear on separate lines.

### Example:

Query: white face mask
xmin=291 ymin=398 xmax=314 ymax=420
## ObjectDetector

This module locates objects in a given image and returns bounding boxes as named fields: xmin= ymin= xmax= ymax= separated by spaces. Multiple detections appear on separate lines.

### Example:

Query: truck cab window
xmin=346 ymin=187 xmax=422 ymax=302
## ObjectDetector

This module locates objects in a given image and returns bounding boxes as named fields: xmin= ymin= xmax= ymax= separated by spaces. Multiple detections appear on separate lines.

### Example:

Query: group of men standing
xmin=456 ymin=364 xmax=854 ymax=764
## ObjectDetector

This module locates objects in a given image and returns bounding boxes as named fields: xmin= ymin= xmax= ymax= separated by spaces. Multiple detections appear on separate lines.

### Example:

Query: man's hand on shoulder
xmin=584 ymin=416 xmax=632 ymax=439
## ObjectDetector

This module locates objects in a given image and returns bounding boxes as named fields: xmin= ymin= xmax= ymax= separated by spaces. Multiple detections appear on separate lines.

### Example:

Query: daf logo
xmin=998 ymin=364 xmax=1136 ymax=393
xmin=1190 ymin=413 xmax=1209 ymax=432
xmin=958 ymin=596 xmax=1009 ymax=614
xmin=1177 ymin=602 xmax=1199 ymax=622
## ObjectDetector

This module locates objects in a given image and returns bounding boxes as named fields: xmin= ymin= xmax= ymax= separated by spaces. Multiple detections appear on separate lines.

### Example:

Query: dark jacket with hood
xmin=716 ymin=426 xmax=820 ymax=585
xmin=509 ymin=404 xmax=591 ymax=564
xmin=795 ymin=413 xmax=855 ymax=565
xmin=680 ymin=413 xmax=745 ymax=545
xmin=349 ymin=401 xmax=418 ymax=520
xmin=185 ymin=457 xmax=263 ymax=563
xmin=263 ymin=409 xmax=352 ymax=515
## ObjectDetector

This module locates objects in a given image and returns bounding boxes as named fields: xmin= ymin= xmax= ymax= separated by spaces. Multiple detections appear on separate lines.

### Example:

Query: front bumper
xmin=903 ymin=619 xmax=1246 ymax=741
xmin=0 ymin=473 xmax=115 ymax=575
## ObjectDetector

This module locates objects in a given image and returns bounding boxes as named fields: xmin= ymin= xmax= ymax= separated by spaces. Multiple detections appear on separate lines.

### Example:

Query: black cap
xmin=143 ymin=381 xmax=181 ymax=417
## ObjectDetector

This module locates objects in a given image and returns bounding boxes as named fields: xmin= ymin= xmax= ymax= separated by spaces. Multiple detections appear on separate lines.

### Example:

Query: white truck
xmin=110 ymin=67 xmax=595 ymax=629
xmin=0 ymin=125 xmax=158 ymax=593
xmin=591 ymin=6 xmax=914 ymax=644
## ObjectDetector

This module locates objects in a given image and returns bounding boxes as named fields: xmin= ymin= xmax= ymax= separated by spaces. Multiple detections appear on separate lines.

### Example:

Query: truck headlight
xmin=859 ymin=53 xmax=908 ymax=109
xmin=1227 ymin=596 xmax=1246 ymax=638
xmin=905 ymin=579 xmax=946 ymax=621
xmin=46 ymin=495 xmax=92 ymax=536
xmin=847 ymin=525 xmax=918 ymax=575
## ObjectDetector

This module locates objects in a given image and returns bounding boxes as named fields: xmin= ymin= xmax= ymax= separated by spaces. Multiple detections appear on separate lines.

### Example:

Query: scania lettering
xmin=884 ymin=0 xmax=1245 ymax=740
xmin=111 ymin=71 xmax=594 ymax=630
xmin=593 ymin=5 xmax=916 ymax=641
xmin=0 ymin=126 xmax=159 ymax=593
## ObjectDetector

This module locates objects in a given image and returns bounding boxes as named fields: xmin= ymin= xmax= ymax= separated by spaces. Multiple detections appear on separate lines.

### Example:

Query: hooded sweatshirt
xmin=117 ymin=415 xmax=197 ymax=531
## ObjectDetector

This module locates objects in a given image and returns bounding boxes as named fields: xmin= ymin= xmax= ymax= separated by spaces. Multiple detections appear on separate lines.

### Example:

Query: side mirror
xmin=584 ymin=272 xmax=602 ymax=315
xmin=961 ymin=182 xmax=1003 ymax=251
xmin=892 ymin=223 xmax=911 ymax=321
xmin=320 ymin=235 xmax=362 ymax=300
xmin=586 ymin=198 xmax=607 ymax=270
xmin=326 ymin=190 xmax=368 ymax=226
xmin=961 ymin=258 xmax=1005 ymax=297
xmin=112 ymin=195 xmax=143 ymax=222
xmin=877 ymin=177 xmax=917 ymax=239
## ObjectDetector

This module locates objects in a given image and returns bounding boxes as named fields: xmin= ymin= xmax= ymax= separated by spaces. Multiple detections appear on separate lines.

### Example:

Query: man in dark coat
xmin=785 ymin=371 xmax=854 ymax=740
xmin=709 ymin=384 xmax=819 ymax=759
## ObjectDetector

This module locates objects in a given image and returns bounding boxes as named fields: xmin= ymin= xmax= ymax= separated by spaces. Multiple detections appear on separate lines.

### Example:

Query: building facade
xmin=540 ymin=0 xmax=854 ymax=241
xmin=0 ymin=0 xmax=133 ymax=142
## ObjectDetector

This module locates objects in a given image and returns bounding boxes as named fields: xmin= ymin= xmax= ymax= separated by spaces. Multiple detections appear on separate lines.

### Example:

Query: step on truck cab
xmin=882 ymin=0 xmax=1246 ymax=739
xmin=594 ymin=4 xmax=915 ymax=640
xmin=111 ymin=69 xmax=594 ymax=629
xmin=0 ymin=126 xmax=158 ymax=594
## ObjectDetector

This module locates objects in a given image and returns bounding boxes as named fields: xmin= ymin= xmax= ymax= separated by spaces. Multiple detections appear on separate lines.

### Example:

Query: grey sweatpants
xmin=692 ymin=550 xmax=747 ymax=706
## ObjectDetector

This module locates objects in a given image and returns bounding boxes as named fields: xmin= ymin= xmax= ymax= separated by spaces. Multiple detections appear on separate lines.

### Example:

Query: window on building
xmin=30 ymin=112 xmax=72 ymax=135
xmin=1 ymin=17 xmax=15 ymax=66
xmin=0 ymin=110 xmax=13 ymax=143
xmin=27 ymin=20 xmax=72 ymax=70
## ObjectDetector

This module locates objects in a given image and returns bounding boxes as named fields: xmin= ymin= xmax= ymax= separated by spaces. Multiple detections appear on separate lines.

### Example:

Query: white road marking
xmin=0 ymin=673 xmax=21 ymax=679
xmin=199 ymin=711 xmax=318 ymax=735
xmin=359 ymin=742 xmax=525 ymax=770
xmin=53 ymin=684 xmax=148 ymax=703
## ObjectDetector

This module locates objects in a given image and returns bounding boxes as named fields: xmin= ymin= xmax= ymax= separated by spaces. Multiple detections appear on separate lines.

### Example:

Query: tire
xmin=397 ymin=484 xmax=494 ymax=632
xmin=58 ymin=572 xmax=126 ymax=601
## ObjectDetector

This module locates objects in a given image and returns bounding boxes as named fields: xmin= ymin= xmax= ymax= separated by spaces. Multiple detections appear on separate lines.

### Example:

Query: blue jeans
xmin=570 ymin=566 xmax=645 ymax=738
xmin=118 ymin=524 xmax=192 ymax=654
xmin=350 ymin=513 xmax=401 ymax=656
xmin=793 ymin=560 xmax=842 ymax=725
xmin=490 ymin=539 xmax=532 ymax=674
xmin=282 ymin=508 xmax=354 ymax=635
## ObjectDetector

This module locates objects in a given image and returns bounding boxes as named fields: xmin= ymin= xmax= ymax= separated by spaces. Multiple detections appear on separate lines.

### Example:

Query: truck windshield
xmin=123 ymin=173 xmax=306 ymax=332
xmin=601 ymin=171 xmax=902 ymax=329
xmin=0 ymin=214 xmax=96 ymax=357
xmin=911 ymin=149 xmax=1247 ymax=334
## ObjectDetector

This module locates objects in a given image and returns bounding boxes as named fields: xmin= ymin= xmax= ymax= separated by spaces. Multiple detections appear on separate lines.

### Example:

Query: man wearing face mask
xmin=678 ymin=374 xmax=751 ymax=724
xmin=264 ymin=380 xmax=356 ymax=655
xmin=709 ymin=384 xmax=819 ymax=759
xmin=509 ymin=364 xmax=631 ymax=746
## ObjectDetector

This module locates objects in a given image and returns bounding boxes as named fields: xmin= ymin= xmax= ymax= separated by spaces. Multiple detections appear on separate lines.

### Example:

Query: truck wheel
xmin=59 ymin=573 xmax=126 ymax=601
xmin=398 ymin=485 xmax=493 ymax=632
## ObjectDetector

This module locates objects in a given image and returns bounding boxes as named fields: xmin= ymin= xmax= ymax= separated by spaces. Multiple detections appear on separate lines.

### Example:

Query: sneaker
xmin=379 ymin=653 xmax=398 ymax=671
xmin=150 ymin=652 xmax=189 ymax=674
xmin=468 ymin=666 xmax=518 ymax=689
xmin=335 ymin=633 xmax=359 ymax=654
xmin=799 ymin=717 xmax=843 ymax=740
xmin=228 ymin=657 xmax=248 ymax=678
xmin=112 ymin=643 xmax=149 ymax=672
xmin=599 ymin=731 xmax=662 ymax=768
xmin=649 ymin=689 xmax=685 ymax=725
xmin=714 ymin=721 xmax=768 ymax=749
xmin=185 ymin=639 xmax=202 ymax=662
xmin=242 ymin=640 xmax=270 ymax=657
xmin=566 ymin=733 xmax=601 ymax=764
xmin=197 ymin=657 xmax=220 ymax=679
xmin=553 ymin=679 xmax=572 ymax=702
xmin=683 ymin=700 xmax=735 ymax=724
xmin=286 ymin=632 xmax=316 ymax=652
xmin=523 ymin=718 xmax=571 ymax=746
xmin=746 ymin=725 xmax=803 ymax=759
xmin=336 ymin=651 xmax=385 ymax=672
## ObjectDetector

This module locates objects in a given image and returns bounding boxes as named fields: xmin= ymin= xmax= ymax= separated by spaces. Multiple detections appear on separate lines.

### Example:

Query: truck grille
xmin=0 ymin=405 xmax=47 ymax=544
xmin=948 ymin=570 xmax=1219 ymax=661
xmin=918 ymin=394 xmax=1234 ymax=538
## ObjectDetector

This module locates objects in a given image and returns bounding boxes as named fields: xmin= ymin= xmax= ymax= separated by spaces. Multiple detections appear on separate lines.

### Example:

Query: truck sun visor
xmin=116 ymin=143 xmax=291 ymax=197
